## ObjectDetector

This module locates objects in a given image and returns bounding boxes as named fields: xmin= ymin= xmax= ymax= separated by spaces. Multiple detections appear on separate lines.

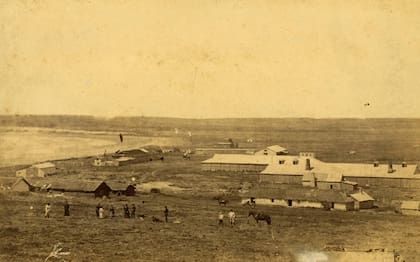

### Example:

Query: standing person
xmin=164 ymin=206 xmax=169 ymax=223
xmin=124 ymin=204 xmax=130 ymax=218
xmin=45 ymin=203 xmax=51 ymax=218
xmin=64 ymin=200 xmax=70 ymax=216
xmin=131 ymin=204 xmax=136 ymax=218
xmin=218 ymin=211 xmax=224 ymax=226
xmin=110 ymin=205 xmax=115 ymax=218
xmin=99 ymin=206 xmax=104 ymax=219
xmin=96 ymin=203 xmax=102 ymax=217
xmin=228 ymin=209 xmax=236 ymax=226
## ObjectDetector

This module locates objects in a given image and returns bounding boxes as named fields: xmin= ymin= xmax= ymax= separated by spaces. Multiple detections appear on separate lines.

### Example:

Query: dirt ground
xmin=1 ymin=154 xmax=419 ymax=261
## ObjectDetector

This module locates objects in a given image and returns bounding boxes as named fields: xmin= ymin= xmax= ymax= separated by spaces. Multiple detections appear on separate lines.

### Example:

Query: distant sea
xmin=0 ymin=127 xmax=156 ymax=167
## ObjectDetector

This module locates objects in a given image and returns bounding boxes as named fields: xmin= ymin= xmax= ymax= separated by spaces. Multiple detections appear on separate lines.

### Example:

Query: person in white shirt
xmin=228 ymin=209 xmax=236 ymax=226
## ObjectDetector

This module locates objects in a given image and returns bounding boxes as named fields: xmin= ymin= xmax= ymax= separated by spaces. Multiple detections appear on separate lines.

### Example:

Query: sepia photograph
xmin=1 ymin=0 xmax=420 ymax=261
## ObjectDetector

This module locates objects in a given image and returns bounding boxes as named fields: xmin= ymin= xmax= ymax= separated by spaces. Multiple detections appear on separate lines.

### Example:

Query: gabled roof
xmin=266 ymin=145 xmax=288 ymax=153
xmin=349 ymin=191 xmax=374 ymax=202
xmin=202 ymin=154 xmax=274 ymax=165
xmin=31 ymin=162 xmax=56 ymax=169
xmin=316 ymin=173 xmax=343 ymax=183
xmin=107 ymin=181 xmax=135 ymax=191
xmin=400 ymin=201 xmax=420 ymax=210
xmin=0 ymin=177 xmax=31 ymax=190
xmin=261 ymin=157 xmax=325 ymax=175
xmin=29 ymin=178 xmax=107 ymax=192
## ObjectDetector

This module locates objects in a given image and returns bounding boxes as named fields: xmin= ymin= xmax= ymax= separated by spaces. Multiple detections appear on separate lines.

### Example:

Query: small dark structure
xmin=107 ymin=181 xmax=136 ymax=196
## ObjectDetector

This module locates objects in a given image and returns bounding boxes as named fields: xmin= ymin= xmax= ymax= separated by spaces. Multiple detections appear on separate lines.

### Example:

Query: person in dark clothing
xmin=124 ymin=204 xmax=130 ymax=218
xmin=164 ymin=206 xmax=169 ymax=223
xmin=131 ymin=204 xmax=136 ymax=218
xmin=64 ymin=201 xmax=70 ymax=216
xmin=110 ymin=205 xmax=115 ymax=218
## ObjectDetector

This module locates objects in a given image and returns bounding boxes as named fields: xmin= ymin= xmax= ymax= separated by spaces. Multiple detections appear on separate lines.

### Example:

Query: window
xmin=287 ymin=200 xmax=292 ymax=207
xmin=293 ymin=160 xmax=299 ymax=165
xmin=279 ymin=160 xmax=285 ymax=164
xmin=330 ymin=185 xmax=333 ymax=189
xmin=271 ymin=199 xmax=274 ymax=203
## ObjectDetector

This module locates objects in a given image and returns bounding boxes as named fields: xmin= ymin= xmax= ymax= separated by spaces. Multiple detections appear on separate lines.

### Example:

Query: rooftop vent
xmin=305 ymin=158 xmax=311 ymax=171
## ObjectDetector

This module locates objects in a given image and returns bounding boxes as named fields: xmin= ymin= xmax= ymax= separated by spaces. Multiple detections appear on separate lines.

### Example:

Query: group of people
xmin=218 ymin=209 xmax=236 ymax=226
xmin=44 ymin=202 xmax=169 ymax=222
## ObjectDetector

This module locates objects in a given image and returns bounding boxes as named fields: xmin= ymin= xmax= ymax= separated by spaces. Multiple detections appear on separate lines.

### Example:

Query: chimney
xmin=388 ymin=161 xmax=394 ymax=173
xmin=305 ymin=158 xmax=311 ymax=171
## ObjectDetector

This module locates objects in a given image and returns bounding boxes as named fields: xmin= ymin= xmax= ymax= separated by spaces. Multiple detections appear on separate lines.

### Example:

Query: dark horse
xmin=248 ymin=211 xmax=271 ymax=225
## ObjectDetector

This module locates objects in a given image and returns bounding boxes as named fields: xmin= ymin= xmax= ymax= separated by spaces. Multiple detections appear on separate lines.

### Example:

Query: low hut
xmin=16 ymin=162 xmax=57 ymax=178
xmin=107 ymin=181 xmax=136 ymax=196
xmin=242 ymin=187 xmax=355 ymax=211
xmin=400 ymin=201 xmax=420 ymax=216
xmin=349 ymin=190 xmax=375 ymax=210
xmin=30 ymin=179 xmax=111 ymax=198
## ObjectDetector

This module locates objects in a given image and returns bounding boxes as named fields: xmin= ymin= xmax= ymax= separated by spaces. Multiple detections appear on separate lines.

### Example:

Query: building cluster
xmin=202 ymin=145 xmax=420 ymax=188
xmin=203 ymin=144 xmax=420 ymax=213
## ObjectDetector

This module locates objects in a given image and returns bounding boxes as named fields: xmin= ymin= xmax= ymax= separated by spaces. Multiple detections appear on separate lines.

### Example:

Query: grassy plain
xmin=1 ymin=117 xmax=420 ymax=261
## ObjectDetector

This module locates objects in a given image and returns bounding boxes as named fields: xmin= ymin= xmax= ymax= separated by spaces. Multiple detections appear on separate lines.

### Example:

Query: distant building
xmin=241 ymin=187 xmax=356 ymax=211
xmin=400 ymin=201 xmax=420 ymax=216
xmin=107 ymin=181 xmax=136 ymax=196
xmin=255 ymin=145 xmax=289 ymax=156
xmin=201 ymin=154 xmax=273 ymax=172
xmin=93 ymin=157 xmax=136 ymax=167
xmin=350 ymin=190 xmax=375 ymax=210
xmin=30 ymin=179 xmax=111 ymax=198
xmin=0 ymin=177 xmax=32 ymax=192
xmin=16 ymin=162 xmax=57 ymax=178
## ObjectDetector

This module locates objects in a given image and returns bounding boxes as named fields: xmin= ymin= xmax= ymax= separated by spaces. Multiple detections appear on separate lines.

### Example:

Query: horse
xmin=248 ymin=211 xmax=271 ymax=225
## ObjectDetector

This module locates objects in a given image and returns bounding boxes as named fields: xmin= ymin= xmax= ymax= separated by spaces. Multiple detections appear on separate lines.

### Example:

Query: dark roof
xmin=29 ymin=178 xmax=107 ymax=192
xmin=243 ymin=187 xmax=353 ymax=203
xmin=106 ymin=181 xmax=135 ymax=191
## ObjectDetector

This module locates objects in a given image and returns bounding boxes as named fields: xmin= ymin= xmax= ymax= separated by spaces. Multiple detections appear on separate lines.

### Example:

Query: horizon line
xmin=1 ymin=114 xmax=420 ymax=121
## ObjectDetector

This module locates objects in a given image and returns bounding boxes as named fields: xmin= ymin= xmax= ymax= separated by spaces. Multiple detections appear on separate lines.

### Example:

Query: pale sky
xmin=1 ymin=0 xmax=419 ymax=118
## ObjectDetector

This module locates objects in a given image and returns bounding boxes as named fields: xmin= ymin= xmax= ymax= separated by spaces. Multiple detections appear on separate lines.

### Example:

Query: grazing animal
xmin=152 ymin=216 xmax=163 ymax=223
xmin=248 ymin=211 xmax=271 ymax=225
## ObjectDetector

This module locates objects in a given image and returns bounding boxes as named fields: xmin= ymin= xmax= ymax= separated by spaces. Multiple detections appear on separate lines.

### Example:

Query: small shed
xmin=400 ymin=201 xmax=420 ymax=216
xmin=0 ymin=177 xmax=32 ymax=192
xmin=316 ymin=173 xmax=343 ymax=190
xmin=255 ymin=145 xmax=289 ymax=156
xmin=350 ymin=191 xmax=375 ymax=210
xmin=107 ymin=181 xmax=136 ymax=196
xmin=16 ymin=162 xmax=57 ymax=178
xmin=342 ymin=180 xmax=358 ymax=192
